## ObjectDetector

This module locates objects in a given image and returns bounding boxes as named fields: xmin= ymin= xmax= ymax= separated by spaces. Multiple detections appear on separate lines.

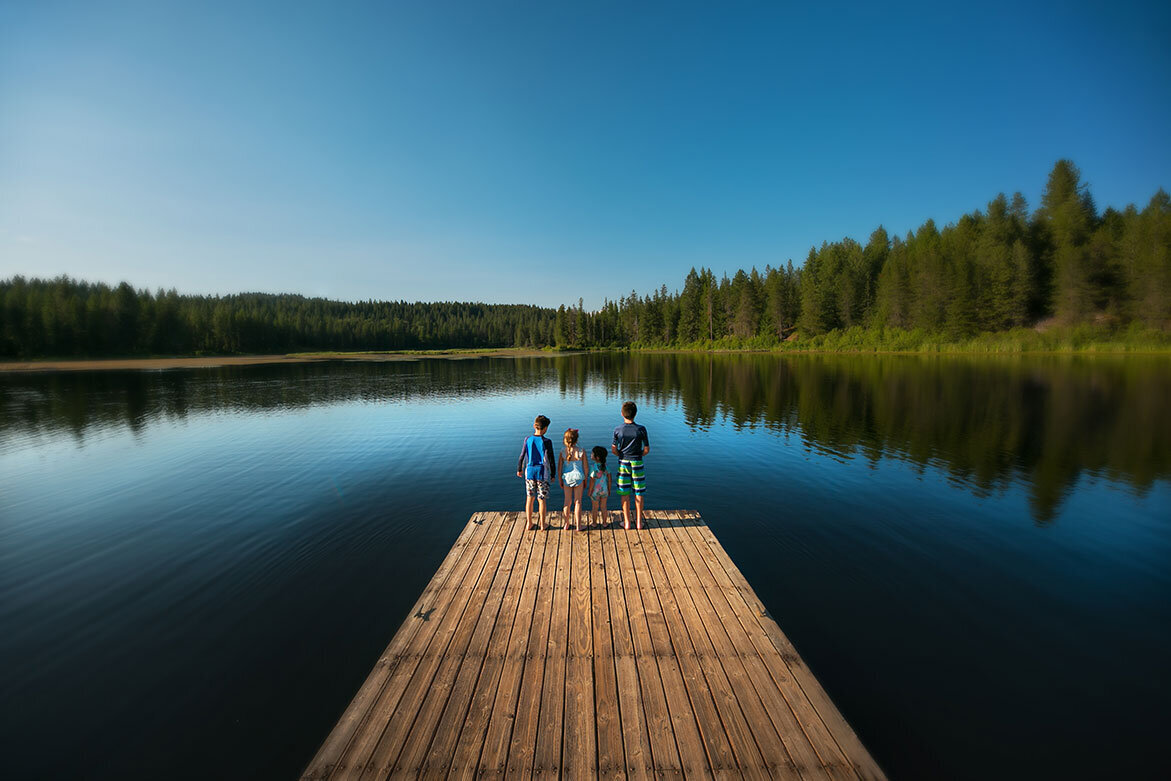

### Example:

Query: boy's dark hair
xmin=533 ymin=415 xmax=550 ymax=431
xmin=621 ymin=401 xmax=637 ymax=420
xmin=591 ymin=446 xmax=608 ymax=467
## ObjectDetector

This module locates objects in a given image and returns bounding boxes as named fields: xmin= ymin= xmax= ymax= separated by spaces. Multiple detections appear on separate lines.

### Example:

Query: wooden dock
xmin=303 ymin=510 xmax=885 ymax=780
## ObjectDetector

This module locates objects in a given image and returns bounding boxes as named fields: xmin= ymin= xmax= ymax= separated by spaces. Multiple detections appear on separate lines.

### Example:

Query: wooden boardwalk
xmin=303 ymin=510 xmax=885 ymax=780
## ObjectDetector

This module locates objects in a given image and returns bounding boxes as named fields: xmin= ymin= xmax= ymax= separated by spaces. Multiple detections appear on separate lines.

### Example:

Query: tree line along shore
xmin=3 ymin=160 xmax=1168 ymax=360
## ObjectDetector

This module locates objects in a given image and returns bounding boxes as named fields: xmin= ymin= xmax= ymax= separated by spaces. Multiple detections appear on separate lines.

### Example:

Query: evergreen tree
xmin=677 ymin=268 xmax=703 ymax=343
xmin=1039 ymin=159 xmax=1097 ymax=323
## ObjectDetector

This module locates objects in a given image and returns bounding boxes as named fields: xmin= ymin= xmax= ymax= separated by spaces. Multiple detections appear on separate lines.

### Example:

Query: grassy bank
xmin=285 ymin=347 xmax=557 ymax=358
xmin=615 ymin=324 xmax=1171 ymax=355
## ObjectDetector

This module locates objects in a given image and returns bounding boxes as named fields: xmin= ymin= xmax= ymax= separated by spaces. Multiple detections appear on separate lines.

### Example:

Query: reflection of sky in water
xmin=0 ymin=357 xmax=1169 ymax=781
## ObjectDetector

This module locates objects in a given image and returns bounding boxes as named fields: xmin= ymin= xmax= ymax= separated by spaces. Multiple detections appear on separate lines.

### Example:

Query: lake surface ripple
xmin=1 ymin=354 xmax=1167 ymax=779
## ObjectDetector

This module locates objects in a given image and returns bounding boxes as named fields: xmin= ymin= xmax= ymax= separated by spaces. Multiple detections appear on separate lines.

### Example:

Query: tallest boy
xmin=612 ymin=401 xmax=650 ymax=530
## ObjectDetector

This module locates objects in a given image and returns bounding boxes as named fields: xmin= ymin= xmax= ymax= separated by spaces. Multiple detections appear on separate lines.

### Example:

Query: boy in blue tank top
xmin=612 ymin=401 xmax=650 ymax=530
xmin=517 ymin=414 xmax=555 ymax=530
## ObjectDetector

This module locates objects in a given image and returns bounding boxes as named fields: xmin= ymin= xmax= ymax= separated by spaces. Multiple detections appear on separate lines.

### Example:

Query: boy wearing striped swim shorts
xmin=611 ymin=400 xmax=650 ymax=530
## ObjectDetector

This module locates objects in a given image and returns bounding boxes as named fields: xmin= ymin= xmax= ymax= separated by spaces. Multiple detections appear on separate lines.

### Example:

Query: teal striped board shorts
xmin=616 ymin=458 xmax=645 ymax=495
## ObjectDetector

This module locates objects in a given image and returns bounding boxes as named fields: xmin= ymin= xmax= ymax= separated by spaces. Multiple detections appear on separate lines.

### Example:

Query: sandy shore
xmin=0 ymin=350 xmax=556 ymax=372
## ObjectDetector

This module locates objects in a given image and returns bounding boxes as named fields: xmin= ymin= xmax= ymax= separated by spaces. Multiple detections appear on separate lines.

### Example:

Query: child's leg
xmin=573 ymin=485 xmax=583 ymax=530
xmin=634 ymin=494 xmax=644 ymax=529
xmin=538 ymin=496 xmax=547 ymax=529
xmin=525 ymin=492 xmax=535 ymax=529
xmin=620 ymin=495 xmax=631 ymax=529
xmin=562 ymin=486 xmax=572 ymax=529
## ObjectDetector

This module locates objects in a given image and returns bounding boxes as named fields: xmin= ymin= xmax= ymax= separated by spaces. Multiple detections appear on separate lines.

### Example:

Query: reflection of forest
xmin=3 ymin=354 xmax=1167 ymax=521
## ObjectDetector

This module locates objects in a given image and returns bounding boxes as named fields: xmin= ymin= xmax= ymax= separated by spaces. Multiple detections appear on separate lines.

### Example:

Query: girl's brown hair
xmin=563 ymin=428 xmax=579 ymax=446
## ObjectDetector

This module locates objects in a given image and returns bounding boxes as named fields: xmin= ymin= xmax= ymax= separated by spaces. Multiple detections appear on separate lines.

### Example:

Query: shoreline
xmin=2 ymin=345 xmax=1168 ymax=372
xmin=0 ymin=349 xmax=557 ymax=373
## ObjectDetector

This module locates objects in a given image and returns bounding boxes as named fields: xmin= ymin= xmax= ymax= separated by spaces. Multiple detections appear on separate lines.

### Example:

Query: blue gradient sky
xmin=2 ymin=1 xmax=1169 ymax=307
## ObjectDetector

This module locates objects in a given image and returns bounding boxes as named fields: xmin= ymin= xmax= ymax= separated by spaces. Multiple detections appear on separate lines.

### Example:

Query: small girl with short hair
xmin=558 ymin=428 xmax=588 ymax=531
xmin=588 ymin=446 xmax=611 ymax=528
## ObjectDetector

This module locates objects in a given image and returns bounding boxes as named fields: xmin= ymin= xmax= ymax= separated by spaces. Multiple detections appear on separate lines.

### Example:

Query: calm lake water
xmin=1 ymin=353 xmax=1168 ymax=780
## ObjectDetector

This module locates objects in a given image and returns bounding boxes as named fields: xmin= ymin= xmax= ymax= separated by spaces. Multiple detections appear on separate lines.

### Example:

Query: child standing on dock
xmin=612 ymin=401 xmax=650 ymax=530
xmin=588 ymin=446 xmax=611 ymax=528
xmin=517 ymin=415 xmax=555 ymax=531
xmin=558 ymin=428 xmax=588 ymax=531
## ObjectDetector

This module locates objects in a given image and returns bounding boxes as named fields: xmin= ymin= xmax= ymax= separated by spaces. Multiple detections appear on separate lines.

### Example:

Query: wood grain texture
xmin=302 ymin=511 xmax=886 ymax=780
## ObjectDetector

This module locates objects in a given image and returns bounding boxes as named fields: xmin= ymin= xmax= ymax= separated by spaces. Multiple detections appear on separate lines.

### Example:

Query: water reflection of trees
xmin=557 ymin=353 xmax=1171 ymax=522
xmin=3 ymin=354 xmax=1167 ymax=522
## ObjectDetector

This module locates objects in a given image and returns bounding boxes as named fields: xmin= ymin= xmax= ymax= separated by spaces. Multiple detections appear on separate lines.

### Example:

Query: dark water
xmin=1 ymin=354 xmax=1168 ymax=780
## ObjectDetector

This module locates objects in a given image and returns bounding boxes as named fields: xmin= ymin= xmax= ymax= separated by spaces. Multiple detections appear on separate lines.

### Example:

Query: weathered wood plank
xmin=303 ymin=513 xmax=490 ymax=779
xmin=447 ymin=514 xmax=546 ymax=779
xmin=640 ymin=516 xmax=762 ymax=779
xmin=355 ymin=512 xmax=519 ymax=778
xmin=661 ymin=512 xmax=827 ymax=781
xmin=532 ymin=514 xmax=573 ymax=778
xmin=625 ymin=518 xmax=736 ymax=778
xmin=614 ymin=521 xmax=710 ymax=780
xmin=600 ymin=520 xmax=658 ymax=780
xmin=499 ymin=520 xmax=561 ymax=779
xmin=681 ymin=511 xmax=885 ymax=781
xmin=563 ymin=523 xmax=597 ymax=778
xmin=324 ymin=513 xmax=510 ymax=778
xmin=413 ymin=513 xmax=533 ymax=776
xmin=590 ymin=524 xmax=625 ymax=779
xmin=653 ymin=513 xmax=786 ymax=778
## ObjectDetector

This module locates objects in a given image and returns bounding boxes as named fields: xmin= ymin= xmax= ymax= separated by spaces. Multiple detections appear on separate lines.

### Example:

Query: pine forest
xmin=4 ymin=160 xmax=1169 ymax=358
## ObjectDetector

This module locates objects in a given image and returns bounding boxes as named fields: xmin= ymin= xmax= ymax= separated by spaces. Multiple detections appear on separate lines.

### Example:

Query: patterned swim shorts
xmin=615 ymin=459 xmax=645 ymax=496
xmin=525 ymin=479 xmax=549 ymax=500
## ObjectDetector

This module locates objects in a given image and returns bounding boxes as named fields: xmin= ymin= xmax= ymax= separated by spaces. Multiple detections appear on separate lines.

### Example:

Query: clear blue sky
xmin=2 ymin=0 xmax=1169 ymax=307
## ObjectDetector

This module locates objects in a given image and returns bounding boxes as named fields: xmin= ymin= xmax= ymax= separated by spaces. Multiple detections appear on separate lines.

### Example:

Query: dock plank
xmin=614 ymin=520 xmax=713 ymax=780
xmin=600 ymin=520 xmax=658 ymax=780
xmin=499 ymin=520 xmax=561 ymax=778
xmin=445 ymin=514 xmax=544 ymax=779
xmin=303 ymin=510 xmax=886 ymax=781
xmin=563 ymin=526 xmax=597 ymax=779
xmin=366 ymin=512 xmax=522 ymax=777
xmin=303 ymin=513 xmax=490 ymax=780
xmin=324 ymin=513 xmax=507 ymax=778
xmin=661 ymin=513 xmax=829 ymax=781
xmin=414 ymin=513 xmax=533 ymax=776
xmin=679 ymin=511 xmax=885 ymax=781
xmin=532 ymin=514 xmax=573 ymax=778
xmin=590 ymin=523 xmax=624 ymax=779
xmin=638 ymin=518 xmax=754 ymax=778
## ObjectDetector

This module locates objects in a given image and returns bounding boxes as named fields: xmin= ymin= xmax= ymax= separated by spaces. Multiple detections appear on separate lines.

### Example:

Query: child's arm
xmin=517 ymin=440 xmax=525 ymax=478
xmin=558 ymin=450 xmax=565 ymax=487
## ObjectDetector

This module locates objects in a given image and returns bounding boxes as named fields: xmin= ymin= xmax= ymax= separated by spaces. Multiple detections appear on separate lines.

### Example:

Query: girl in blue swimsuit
xmin=558 ymin=428 xmax=587 ymax=531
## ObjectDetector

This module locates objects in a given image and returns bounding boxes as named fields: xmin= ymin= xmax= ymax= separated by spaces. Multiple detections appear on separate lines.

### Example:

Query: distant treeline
xmin=0 ymin=286 xmax=557 ymax=357
xmin=2 ymin=160 xmax=1168 ymax=358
